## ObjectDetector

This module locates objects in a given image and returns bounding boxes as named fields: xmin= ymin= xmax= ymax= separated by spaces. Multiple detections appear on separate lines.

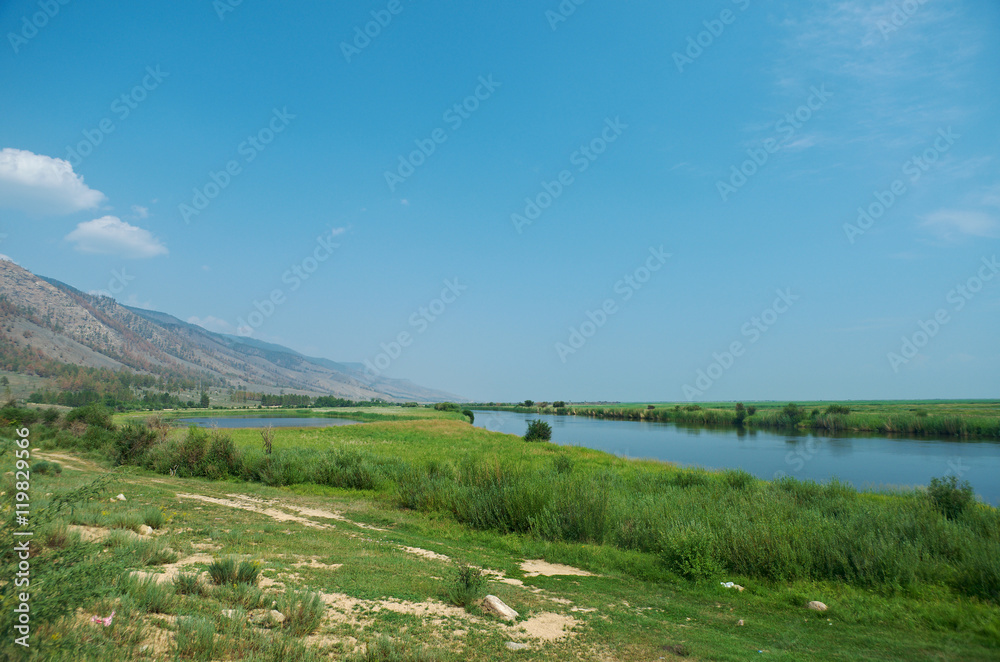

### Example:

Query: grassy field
xmin=2 ymin=405 xmax=999 ymax=660
xmin=477 ymin=400 xmax=1000 ymax=439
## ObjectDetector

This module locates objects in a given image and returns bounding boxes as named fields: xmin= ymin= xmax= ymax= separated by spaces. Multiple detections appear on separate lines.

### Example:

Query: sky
xmin=1 ymin=0 xmax=998 ymax=403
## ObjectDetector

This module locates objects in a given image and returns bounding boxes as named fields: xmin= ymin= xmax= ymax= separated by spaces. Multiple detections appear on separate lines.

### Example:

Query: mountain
xmin=0 ymin=259 xmax=463 ymax=402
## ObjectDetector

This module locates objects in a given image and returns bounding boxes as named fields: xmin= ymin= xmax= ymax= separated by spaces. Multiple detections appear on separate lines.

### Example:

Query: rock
xmin=482 ymin=595 xmax=519 ymax=621
xmin=807 ymin=601 xmax=828 ymax=612
xmin=737 ymin=619 xmax=745 ymax=626
xmin=505 ymin=642 xmax=529 ymax=651
xmin=268 ymin=609 xmax=286 ymax=624
xmin=138 ymin=525 xmax=153 ymax=536
xmin=116 ymin=494 xmax=126 ymax=501
xmin=221 ymin=609 xmax=239 ymax=619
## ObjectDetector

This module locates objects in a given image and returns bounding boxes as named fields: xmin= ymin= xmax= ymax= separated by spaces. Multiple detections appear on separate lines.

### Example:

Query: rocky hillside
xmin=0 ymin=259 xmax=461 ymax=402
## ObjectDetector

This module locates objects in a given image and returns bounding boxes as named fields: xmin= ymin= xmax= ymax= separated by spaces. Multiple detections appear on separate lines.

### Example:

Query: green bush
xmin=64 ymin=403 xmax=114 ymax=430
xmin=173 ymin=572 xmax=204 ymax=596
xmin=141 ymin=506 xmax=166 ymax=529
xmin=112 ymin=422 xmax=159 ymax=466
xmin=31 ymin=460 xmax=62 ymax=475
xmin=524 ymin=419 xmax=552 ymax=442
xmin=445 ymin=563 xmax=487 ymax=608
xmin=122 ymin=575 xmax=175 ymax=613
xmin=277 ymin=590 xmax=325 ymax=634
xmin=660 ymin=524 xmax=720 ymax=580
xmin=927 ymin=475 xmax=975 ymax=519
xmin=462 ymin=409 xmax=474 ymax=424
xmin=825 ymin=404 xmax=851 ymax=415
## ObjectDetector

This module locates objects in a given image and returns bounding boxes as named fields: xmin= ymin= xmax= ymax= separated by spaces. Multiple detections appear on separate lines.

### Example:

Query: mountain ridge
xmin=0 ymin=259 xmax=463 ymax=403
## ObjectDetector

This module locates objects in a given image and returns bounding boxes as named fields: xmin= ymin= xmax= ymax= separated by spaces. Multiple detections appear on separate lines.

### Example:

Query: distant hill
xmin=0 ymin=259 xmax=463 ymax=402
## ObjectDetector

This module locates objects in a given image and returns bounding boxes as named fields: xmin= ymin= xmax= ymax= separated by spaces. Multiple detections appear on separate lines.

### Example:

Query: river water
xmin=472 ymin=410 xmax=1000 ymax=505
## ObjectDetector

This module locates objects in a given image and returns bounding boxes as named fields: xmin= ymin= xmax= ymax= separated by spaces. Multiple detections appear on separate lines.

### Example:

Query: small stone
xmin=268 ymin=609 xmax=285 ymax=624
xmin=482 ymin=595 xmax=519 ymax=621
xmin=138 ymin=525 xmax=153 ymax=536
xmin=116 ymin=494 xmax=126 ymax=501
xmin=506 ymin=642 xmax=529 ymax=651
xmin=737 ymin=619 xmax=745 ymax=626
xmin=807 ymin=601 xmax=828 ymax=612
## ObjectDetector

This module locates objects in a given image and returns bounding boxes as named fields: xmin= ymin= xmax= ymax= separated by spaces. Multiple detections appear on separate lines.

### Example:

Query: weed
xmin=122 ymin=575 xmax=175 ymax=613
xmin=176 ymin=615 xmax=216 ymax=660
xmin=174 ymin=572 xmax=205 ymax=596
xmin=445 ymin=562 xmax=487 ymax=608
xmin=277 ymin=590 xmax=325 ymax=635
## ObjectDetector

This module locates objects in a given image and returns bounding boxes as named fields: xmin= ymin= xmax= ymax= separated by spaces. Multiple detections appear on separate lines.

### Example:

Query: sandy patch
xmin=33 ymin=452 xmax=103 ymax=472
xmin=68 ymin=525 xmax=112 ymax=542
xmin=178 ymin=493 xmax=333 ymax=530
xmin=507 ymin=612 xmax=580 ymax=642
xmin=402 ymin=546 xmax=450 ymax=562
xmin=129 ymin=553 xmax=214 ymax=584
xmin=293 ymin=557 xmax=344 ymax=571
xmin=521 ymin=560 xmax=594 ymax=577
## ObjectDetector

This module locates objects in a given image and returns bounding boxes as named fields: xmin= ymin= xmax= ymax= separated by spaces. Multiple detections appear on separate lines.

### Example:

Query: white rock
xmin=482 ymin=595 xmax=519 ymax=621
xmin=138 ymin=525 xmax=153 ymax=536
xmin=116 ymin=494 xmax=126 ymax=501
xmin=807 ymin=601 xmax=828 ymax=612
xmin=737 ymin=619 xmax=745 ymax=626
xmin=506 ymin=642 xmax=529 ymax=651
xmin=269 ymin=609 xmax=286 ymax=624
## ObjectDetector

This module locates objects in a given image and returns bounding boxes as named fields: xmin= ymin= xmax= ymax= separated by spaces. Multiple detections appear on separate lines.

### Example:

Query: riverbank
xmin=3 ymin=405 xmax=999 ymax=660
xmin=473 ymin=400 xmax=1000 ymax=439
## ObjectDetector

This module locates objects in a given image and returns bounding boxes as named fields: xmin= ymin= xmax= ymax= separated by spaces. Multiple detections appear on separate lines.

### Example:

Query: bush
xmin=524 ymin=419 xmax=552 ymax=442
xmin=208 ymin=557 xmax=261 ymax=586
xmin=203 ymin=429 xmax=241 ymax=479
xmin=462 ymin=409 xmax=474 ymax=424
xmin=660 ymin=524 xmax=720 ymax=580
xmin=277 ymin=590 xmax=325 ymax=635
xmin=173 ymin=572 xmax=204 ymax=596
xmin=927 ymin=475 xmax=975 ymax=519
xmin=825 ymin=404 xmax=851 ymax=415
xmin=553 ymin=454 xmax=574 ymax=474
xmin=31 ymin=460 xmax=62 ymax=475
xmin=445 ymin=563 xmax=487 ymax=608
xmin=782 ymin=403 xmax=804 ymax=425
xmin=123 ymin=575 xmax=175 ymax=613
xmin=64 ymin=403 xmax=114 ymax=430
xmin=141 ymin=506 xmax=166 ymax=529
xmin=112 ymin=422 xmax=159 ymax=466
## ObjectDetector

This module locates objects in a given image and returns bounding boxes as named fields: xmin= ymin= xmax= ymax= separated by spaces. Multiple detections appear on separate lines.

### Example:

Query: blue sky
xmin=1 ymin=0 xmax=998 ymax=402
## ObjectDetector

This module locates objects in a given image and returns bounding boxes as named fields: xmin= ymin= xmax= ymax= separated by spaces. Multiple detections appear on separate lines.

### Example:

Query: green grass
xmin=3 ymin=411 xmax=1000 ymax=661
xmin=479 ymin=400 xmax=1000 ymax=438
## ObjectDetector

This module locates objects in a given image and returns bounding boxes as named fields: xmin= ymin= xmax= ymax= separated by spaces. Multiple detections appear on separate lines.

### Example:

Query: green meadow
xmin=1 ymin=404 xmax=998 ymax=660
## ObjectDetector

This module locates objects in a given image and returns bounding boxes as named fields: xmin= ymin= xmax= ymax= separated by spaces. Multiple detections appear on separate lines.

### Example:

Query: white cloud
xmin=0 ymin=254 xmax=17 ymax=264
xmin=131 ymin=205 xmax=149 ymax=219
xmin=188 ymin=315 xmax=235 ymax=334
xmin=0 ymin=148 xmax=106 ymax=214
xmin=920 ymin=210 xmax=1000 ymax=241
xmin=65 ymin=216 xmax=168 ymax=258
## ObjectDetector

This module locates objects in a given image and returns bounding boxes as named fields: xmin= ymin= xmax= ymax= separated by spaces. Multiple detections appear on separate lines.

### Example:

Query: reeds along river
xmin=472 ymin=410 xmax=1000 ymax=506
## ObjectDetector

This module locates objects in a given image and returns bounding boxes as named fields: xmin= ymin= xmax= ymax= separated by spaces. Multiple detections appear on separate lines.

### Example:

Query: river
xmin=472 ymin=409 xmax=1000 ymax=505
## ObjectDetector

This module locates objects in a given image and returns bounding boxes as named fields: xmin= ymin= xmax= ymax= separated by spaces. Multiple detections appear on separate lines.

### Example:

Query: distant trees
xmin=200 ymin=391 xmax=210 ymax=408
xmin=522 ymin=400 xmax=534 ymax=407
xmin=553 ymin=401 xmax=566 ymax=408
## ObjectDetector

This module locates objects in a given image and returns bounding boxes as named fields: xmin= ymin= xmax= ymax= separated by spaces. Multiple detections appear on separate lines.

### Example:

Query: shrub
xmin=64 ymin=403 xmax=114 ymax=430
xmin=524 ymin=419 xmax=552 ymax=442
xmin=107 ymin=511 xmax=144 ymax=532
xmin=825 ymin=404 xmax=851 ymax=415
xmin=782 ymin=403 xmax=804 ymax=425
xmin=462 ymin=409 xmax=474 ymax=424
xmin=207 ymin=557 xmax=237 ymax=585
xmin=216 ymin=582 xmax=269 ymax=609
xmin=141 ymin=506 xmax=165 ymax=529
xmin=31 ymin=460 xmax=62 ymax=475
xmin=178 ymin=426 xmax=209 ymax=468
xmin=553 ymin=401 xmax=566 ymax=408
xmin=445 ymin=563 xmax=487 ymax=608
xmin=277 ymin=590 xmax=325 ymax=635
xmin=173 ymin=572 xmax=204 ymax=596
xmin=660 ymin=524 xmax=720 ymax=580
xmin=927 ymin=475 xmax=975 ymax=520
xmin=203 ymin=429 xmax=240 ymax=479
xmin=123 ymin=575 xmax=175 ymax=613
xmin=112 ymin=422 xmax=159 ymax=466
xmin=42 ymin=408 xmax=61 ymax=424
